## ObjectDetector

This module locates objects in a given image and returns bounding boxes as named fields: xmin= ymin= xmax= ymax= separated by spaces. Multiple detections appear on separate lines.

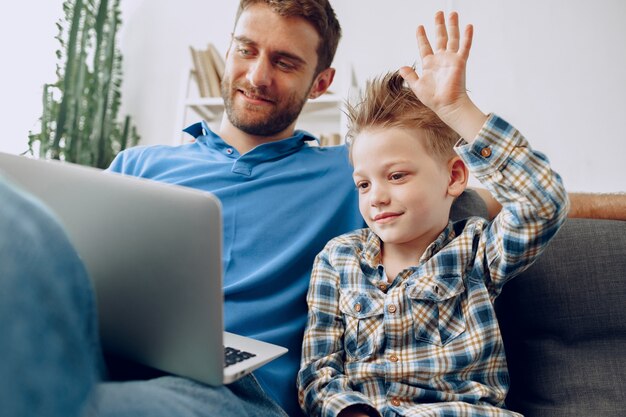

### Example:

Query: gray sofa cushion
xmin=450 ymin=189 xmax=489 ymax=221
xmin=496 ymin=218 xmax=626 ymax=417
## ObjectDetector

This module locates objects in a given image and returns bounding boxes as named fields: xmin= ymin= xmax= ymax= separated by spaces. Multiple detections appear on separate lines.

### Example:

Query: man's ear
xmin=447 ymin=156 xmax=469 ymax=197
xmin=308 ymin=67 xmax=335 ymax=99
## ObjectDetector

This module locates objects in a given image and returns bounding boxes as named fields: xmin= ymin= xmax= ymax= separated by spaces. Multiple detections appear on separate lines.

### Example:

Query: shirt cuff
xmin=454 ymin=113 xmax=528 ymax=178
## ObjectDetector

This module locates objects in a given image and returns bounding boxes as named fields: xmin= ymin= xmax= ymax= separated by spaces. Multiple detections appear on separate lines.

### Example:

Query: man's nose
xmin=246 ymin=56 xmax=272 ymax=88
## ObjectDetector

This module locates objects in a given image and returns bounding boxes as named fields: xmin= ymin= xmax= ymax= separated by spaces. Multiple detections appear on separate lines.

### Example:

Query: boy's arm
xmin=402 ymin=11 xmax=568 ymax=289
xmin=298 ymin=247 xmax=381 ymax=417
xmin=458 ymin=115 xmax=569 ymax=289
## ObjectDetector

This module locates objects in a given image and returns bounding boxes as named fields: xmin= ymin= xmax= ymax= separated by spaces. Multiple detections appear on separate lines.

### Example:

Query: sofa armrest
xmin=495 ymin=218 xmax=626 ymax=417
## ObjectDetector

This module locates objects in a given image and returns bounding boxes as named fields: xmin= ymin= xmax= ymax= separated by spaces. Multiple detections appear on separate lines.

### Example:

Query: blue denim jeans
xmin=0 ymin=176 xmax=101 ymax=417
xmin=0 ymin=176 xmax=288 ymax=417
xmin=96 ymin=375 xmax=288 ymax=417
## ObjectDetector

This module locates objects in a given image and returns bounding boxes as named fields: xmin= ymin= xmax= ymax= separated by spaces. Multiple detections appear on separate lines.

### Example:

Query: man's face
xmin=352 ymin=126 xmax=454 ymax=256
xmin=221 ymin=3 xmax=322 ymax=137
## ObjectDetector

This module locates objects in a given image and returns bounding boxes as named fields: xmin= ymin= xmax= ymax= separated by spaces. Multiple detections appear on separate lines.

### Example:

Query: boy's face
xmin=352 ymin=126 xmax=456 ymax=254
xmin=221 ymin=3 xmax=333 ymax=137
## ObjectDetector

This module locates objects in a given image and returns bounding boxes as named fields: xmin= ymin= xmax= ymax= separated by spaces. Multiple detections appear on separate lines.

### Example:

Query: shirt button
xmin=354 ymin=303 xmax=362 ymax=312
xmin=387 ymin=304 xmax=397 ymax=314
xmin=378 ymin=283 xmax=387 ymax=291
xmin=389 ymin=355 xmax=398 ymax=362
xmin=391 ymin=398 xmax=401 ymax=406
xmin=480 ymin=147 xmax=492 ymax=158
xmin=226 ymin=148 xmax=234 ymax=155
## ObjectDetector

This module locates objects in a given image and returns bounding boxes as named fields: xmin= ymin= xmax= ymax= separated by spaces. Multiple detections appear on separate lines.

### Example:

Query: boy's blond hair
xmin=346 ymin=70 xmax=460 ymax=162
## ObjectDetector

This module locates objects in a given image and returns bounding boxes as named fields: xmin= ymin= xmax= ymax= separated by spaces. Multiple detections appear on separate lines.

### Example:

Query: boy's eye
xmin=356 ymin=181 xmax=370 ymax=192
xmin=389 ymin=172 xmax=406 ymax=181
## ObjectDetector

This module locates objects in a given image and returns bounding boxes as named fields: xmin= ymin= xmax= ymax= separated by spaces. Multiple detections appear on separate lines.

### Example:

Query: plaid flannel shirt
xmin=298 ymin=114 xmax=569 ymax=417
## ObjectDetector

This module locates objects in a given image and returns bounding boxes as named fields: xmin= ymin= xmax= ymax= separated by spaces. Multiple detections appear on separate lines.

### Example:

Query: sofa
xmin=452 ymin=190 xmax=626 ymax=417
xmin=107 ymin=191 xmax=626 ymax=416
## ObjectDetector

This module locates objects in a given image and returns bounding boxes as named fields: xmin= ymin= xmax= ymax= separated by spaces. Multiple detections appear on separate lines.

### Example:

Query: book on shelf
xmin=189 ymin=43 xmax=225 ymax=98
xmin=207 ymin=43 xmax=225 ymax=81
xmin=318 ymin=133 xmax=343 ymax=147
xmin=189 ymin=47 xmax=209 ymax=97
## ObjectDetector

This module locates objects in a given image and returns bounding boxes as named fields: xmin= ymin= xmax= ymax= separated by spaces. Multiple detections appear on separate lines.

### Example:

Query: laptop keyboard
xmin=224 ymin=346 xmax=256 ymax=367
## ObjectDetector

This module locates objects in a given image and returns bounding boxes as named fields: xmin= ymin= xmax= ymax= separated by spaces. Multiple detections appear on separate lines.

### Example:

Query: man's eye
xmin=237 ymin=47 xmax=252 ymax=56
xmin=276 ymin=60 xmax=295 ymax=70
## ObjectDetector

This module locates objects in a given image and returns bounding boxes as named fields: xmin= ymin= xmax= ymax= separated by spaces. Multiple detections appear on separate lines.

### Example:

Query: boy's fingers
xmin=447 ymin=12 xmax=460 ymax=52
xmin=416 ymin=25 xmax=433 ymax=58
xmin=399 ymin=66 xmax=419 ymax=86
xmin=459 ymin=24 xmax=474 ymax=60
xmin=434 ymin=11 xmax=448 ymax=51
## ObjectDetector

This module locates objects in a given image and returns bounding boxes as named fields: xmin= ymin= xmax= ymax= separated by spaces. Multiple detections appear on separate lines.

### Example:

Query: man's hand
xmin=399 ymin=11 xmax=487 ymax=142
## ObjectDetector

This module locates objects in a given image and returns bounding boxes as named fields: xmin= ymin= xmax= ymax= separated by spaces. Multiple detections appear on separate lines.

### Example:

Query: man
xmin=2 ymin=1 xmax=623 ymax=417
xmin=104 ymin=2 xmax=353 ymax=415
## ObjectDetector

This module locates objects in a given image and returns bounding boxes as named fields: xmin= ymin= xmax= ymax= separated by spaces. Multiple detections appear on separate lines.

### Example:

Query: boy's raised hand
xmin=400 ymin=11 xmax=487 ymax=141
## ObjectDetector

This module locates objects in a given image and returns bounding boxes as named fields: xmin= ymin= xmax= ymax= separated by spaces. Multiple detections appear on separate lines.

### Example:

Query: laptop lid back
xmin=0 ymin=152 xmax=225 ymax=385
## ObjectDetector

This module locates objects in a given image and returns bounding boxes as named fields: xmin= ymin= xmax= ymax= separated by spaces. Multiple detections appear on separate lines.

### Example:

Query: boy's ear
xmin=447 ymin=156 xmax=469 ymax=197
xmin=308 ymin=67 xmax=335 ymax=99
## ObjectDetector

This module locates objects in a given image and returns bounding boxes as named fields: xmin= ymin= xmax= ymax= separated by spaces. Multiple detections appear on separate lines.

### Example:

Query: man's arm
xmin=568 ymin=192 xmax=626 ymax=220
xmin=475 ymin=189 xmax=626 ymax=221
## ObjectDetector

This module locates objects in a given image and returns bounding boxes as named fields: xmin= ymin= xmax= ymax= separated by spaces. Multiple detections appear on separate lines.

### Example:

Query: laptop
xmin=0 ymin=151 xmax=287 ymax=385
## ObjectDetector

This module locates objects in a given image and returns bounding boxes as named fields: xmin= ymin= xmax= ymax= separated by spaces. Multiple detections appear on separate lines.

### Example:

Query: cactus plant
xmin=28 ymin=0 xmax=139 ymax=169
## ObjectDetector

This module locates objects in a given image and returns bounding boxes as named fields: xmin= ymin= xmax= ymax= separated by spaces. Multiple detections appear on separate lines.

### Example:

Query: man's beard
xmin=221 ymin=78 xmax=309 ymax=137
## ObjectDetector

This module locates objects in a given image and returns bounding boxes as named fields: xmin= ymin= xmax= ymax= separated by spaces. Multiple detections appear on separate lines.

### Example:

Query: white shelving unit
xmin=174 ymin=65 xmax=359 ymax=145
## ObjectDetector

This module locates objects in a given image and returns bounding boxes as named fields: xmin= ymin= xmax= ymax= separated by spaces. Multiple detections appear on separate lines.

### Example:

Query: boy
xmin=297 ymin=11 xmax=569 ymax=417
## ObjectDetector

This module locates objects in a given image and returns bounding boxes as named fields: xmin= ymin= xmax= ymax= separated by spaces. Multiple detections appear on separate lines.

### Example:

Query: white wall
xmin=333 ymin=0 xmax=626 ymax=192
xmin=0 ymin=0 xmax=62 ymax=155
xmin=2 ymin=0 xmax=625 ymax=192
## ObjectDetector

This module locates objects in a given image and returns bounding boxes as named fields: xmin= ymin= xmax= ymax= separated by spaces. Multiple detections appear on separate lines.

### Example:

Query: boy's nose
xmin=370 ymin=184 xmax=390 ymax=207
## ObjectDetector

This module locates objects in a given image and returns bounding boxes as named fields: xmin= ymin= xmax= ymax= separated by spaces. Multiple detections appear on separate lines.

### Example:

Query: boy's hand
xmin=400 ymin=11 xmax=487 ymax=142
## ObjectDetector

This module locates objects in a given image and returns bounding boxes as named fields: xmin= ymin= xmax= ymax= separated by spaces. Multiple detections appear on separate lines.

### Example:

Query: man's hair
xmin=236 ymin=0 xmax=341 ymax=75
xmin=346 ymin=70 xmax=460 ymax=162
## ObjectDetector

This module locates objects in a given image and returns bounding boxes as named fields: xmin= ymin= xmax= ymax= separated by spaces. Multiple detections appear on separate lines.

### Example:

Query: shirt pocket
xmin=339 ymin=291 xmax=385 ymax=361
xmin=407 ymin=273 xmax=466 ymax=347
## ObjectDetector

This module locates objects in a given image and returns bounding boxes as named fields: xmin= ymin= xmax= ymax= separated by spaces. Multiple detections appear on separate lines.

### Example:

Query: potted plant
xmin=28 ymin=0 xmax=139 ymax=169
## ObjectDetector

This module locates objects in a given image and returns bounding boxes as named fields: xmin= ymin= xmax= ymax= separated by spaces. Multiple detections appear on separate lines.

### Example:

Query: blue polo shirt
xmin=107 ymin=121 xmax=363 ymax=416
